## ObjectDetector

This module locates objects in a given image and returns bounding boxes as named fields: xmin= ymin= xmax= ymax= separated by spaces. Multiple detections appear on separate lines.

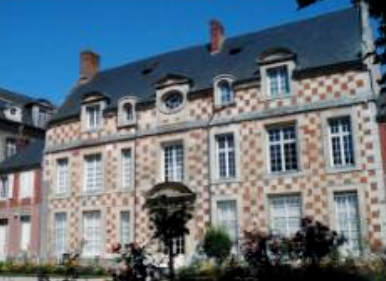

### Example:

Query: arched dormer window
xmin=118 ymin=96 xmax=137 ymax=127
xmin=214 ymin=75 xmax=235 ymax=107
xmin=81 ymin=92 xmax=108 ymax=131
xmin=258 ymin=47 xmax=296 ymax=99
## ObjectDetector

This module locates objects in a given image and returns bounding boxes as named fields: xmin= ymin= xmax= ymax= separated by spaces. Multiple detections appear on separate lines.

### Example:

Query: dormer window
xmin=267 ymin=65 xmax=290 ymax=97
xmin=214 ymin=75 xmax=235 ymax=107
xmin=118 ymin=97 xmax=137 ymax=127
xmin=259 ymin=47 xmax=295 ymax=99
xmin=86 ymin=103 xmax=101 ymax=130
xmin=163 ymin=91 xmax=183 ymax=111
xmin=81 ymin=92 xmax=108 ymax=132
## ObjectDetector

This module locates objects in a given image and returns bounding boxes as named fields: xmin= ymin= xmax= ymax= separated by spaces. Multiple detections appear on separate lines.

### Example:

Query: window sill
xmin=214 ymin=101 xmax=236 ymax=110
xmin=51 ymin=193 xmax=71 ymax=199
xmin=211 ymin=177 xmax=242 ymax=185
xmin=116 ymin=188 xmax=134 ymax=193
xmin=263 ymin=93 xmax=292 ymax=102
xmin=264 ymin=170 xmax=305 ymax=180
xmin=117 ymin=121 xmax=136 ymax=129
xmin=80 ymin=190 xmax=104 ymax=197
xmin=82 ymin=127 xmax=101 ymax=133
xmin=325 ymin=165 xmax=361 ymax=175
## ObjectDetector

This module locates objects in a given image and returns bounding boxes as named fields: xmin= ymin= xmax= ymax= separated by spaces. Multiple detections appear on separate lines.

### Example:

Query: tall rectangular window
xmin=267 ymin=66 xmax=290 ymax=97
xmin=5 ymin=138 xmax=17 ymax=158
xmin=217 ymin=200 xmax=238 ymax=242
xmin=216 ymin=134 xmax=236 ymax=179
xmin=270 ymin=195 xmax=301 ymax=236
xmin=19 ymin=171 xmax=34 ymax=199
xmin=120 ymin=211 xmax=131 ymax=246
xmin=83 ymin=211 xmax=101 ymax=256
xmin=0 ymin=219 xmax=8 ymax=259
xmin=334 ymin=192 xmax=361 ymax=254
xmin=56 ymin=158 xmax=69 ymax=195
xmin=54 ymin=213 xmax=67 ymax=257
xmin=163 ymin=143 xmax=184 ymax=182
xmin=121 ymin=149 xmax=132 ymax=190
xmin=0 ymin=177 xmax=9 ymax=200
xmin=329 ymin=117 xmax=355 ymax=167
xmin=84 ymin=154 xmax=102 ymax=192
xmin=268 ymin=125 xmax=298 ymax=173
xmin=86 ymin=104 xmax=101 ymax=130
xmin=161 ymin=236 xmax=185 ymax=256
xmin=20 ymin=216 xmax=31 ymax=251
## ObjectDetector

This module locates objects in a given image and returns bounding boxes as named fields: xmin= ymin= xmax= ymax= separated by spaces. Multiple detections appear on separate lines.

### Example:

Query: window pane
xmin=216 ymin=134 xmax=236 ymax=179
xmin=122 ymin=150 xmax=132 ymax=190
xmin=334 ymin=192 xmax=361 ymax=255
xmin=84 ymin=155 xmax=102 ymax=192
xmin=267 ymin=66 xmax=290 ymax=97
xmin=54 ymin=213 xmax=67 ymax=256
xmin=164 ymin=143 xmax=184 ymax=181
xmin=120 ymin=211 xmax=131 ymax=246
xmin=57 ymin=158 xmax=69 ymax=194
xmin=268 ymin=125 xmax=297 ymax=173
xmin=20 ymin=216 xmax=31 ymax=251
xmin=270 ymin=195 xmax=301 ymax=236
xmin=217 ymin=200 xmax=238 ymax=241
xmin=329 ymin=117 xmax=355 ymax=167
xmin=83 ymin=211 xmax=101 ymax=256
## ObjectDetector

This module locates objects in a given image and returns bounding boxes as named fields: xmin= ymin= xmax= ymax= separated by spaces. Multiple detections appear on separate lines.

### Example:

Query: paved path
xmin=0 ymin=277 xmax=107 ymax=281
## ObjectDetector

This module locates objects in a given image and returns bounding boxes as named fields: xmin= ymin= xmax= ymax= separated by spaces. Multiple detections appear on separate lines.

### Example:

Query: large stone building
xmin=0 ymin=87 xmax=54 ymax=162
xmin=44 ymin=7 xmax=386 ymax=262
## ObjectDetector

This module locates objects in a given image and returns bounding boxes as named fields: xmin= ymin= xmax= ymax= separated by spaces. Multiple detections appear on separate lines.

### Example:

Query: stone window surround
xmin=156 ymin=84 xmax=189 ymax=115
xmin=80 ymin=147 xmax=106 ymax=195
xmin=261 ymin=116 xmax=304 ymax=179
xmin=55 ymin=157 xmax=70 ymax=197
xmin=326 ymin=184 xmax=367 ymax=253
xmin=117 ymin=142 xmax=135 ymax=192
xmin=213 ymin=74 xmax=236 ymax=108
xmin=211 ymin=194 xmax=243 ymax=240
xmin=115 ymin=206 xmax=135 ymax=246
xmin=81 ymin=100 xmax=106 ymax=132
xmin=264 ymin=191 xmax=304 ymax=235
xmin=79 ymin=207 xmax=106 ymax=258
xmin=321 ymin=108 xmax=361 ymax=174
xmin=117 ymin=96 xmax=137 ymax=128
xmin=52 ymin=210 xmax=69 ymax=258
xmin=260 ymin=60 xmax=296 ymax=100
xmin=209 ymin=124 xmax=242 ymax=184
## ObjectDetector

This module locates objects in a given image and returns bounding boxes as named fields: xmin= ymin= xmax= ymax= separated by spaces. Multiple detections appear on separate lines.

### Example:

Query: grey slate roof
xmin=51 ymin=8 xmax=362 ymax=124
xmin=0 ymin=140 xmax=45 ymax=173
xmin=0 ymin=87 xmax=53 ymax=127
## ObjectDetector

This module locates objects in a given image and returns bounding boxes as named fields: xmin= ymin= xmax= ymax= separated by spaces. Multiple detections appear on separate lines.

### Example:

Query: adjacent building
xmin=44 ymin=7 xmax=386 ymax=262
xmin=0 ymin=87 xmax=54 ymax=162
xmin=0 ymin=140 xmax=46 ymax=260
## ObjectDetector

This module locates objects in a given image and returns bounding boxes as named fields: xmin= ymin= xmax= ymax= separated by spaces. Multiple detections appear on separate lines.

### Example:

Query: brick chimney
xmin=210 ymin=20 xmax=225 ymax=54
xmin=78 ymin=50 xmax=100 ymax=84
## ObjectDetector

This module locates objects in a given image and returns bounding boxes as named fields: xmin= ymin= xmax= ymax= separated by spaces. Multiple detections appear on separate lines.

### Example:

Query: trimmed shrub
xmin=203 ymin=227 xmax=232 ymax=266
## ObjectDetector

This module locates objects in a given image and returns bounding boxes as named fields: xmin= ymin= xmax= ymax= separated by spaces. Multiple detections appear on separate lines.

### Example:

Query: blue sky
xmin=0 ymin=0 xmax=351 ymax=105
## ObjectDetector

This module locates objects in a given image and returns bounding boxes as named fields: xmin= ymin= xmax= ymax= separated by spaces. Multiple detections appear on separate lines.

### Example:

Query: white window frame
xmin=83 ymin=154 xmax=103 ymax=193
xmin=269 ymin=194 xmax=302 ymax=237
xmin=211 ymin=195 xmax=242 ymax=255
xmin=321 ymin=109 xmax=360 ymax=173
xmin=119 ymin=211 xmax=132 ymax=246
xmin=215 ymin=133 xmax=236 ymax=179
xmin=81 ymin=100 xmax=105 ymax=132
xmin=333 ymin=192 xmax=362 ymax=255
xmin=261 ymin=61 xmax=295 ymax=100
xmin=54 ymin=212 xmax=67 ymax=257
xmin=162 ymin=141 xmax=184 ymax=182
xmin=121 ymin=149 xmax=133 ymax=191
xmin=5 ymin=138 xmax=17 ymax=158
xmin=267 ymin=124 xmax=299 ymax=174
xmin=118 ymin=96 xmax=137 ymax=127
xmin=20 ymin=216 xmax=31 ymax=252
xmin=19 ymin=171 xmax=34 ymax=199
xmin=213 ymin=75 xmax=235 ymax=107
xmin=56 ymin=158 xmax=69 ymax=195
xmin=82 ymin=211 xmax=102 ymax=257
xmin=0 ymin=175 xmax=13 ymax=200
xmin=328 ymin=117 xmax=355 ymax=168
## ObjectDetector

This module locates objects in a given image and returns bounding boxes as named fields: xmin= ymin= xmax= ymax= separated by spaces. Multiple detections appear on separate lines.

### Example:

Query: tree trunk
xmin=168 ymin=240 xmax=175 ymax=281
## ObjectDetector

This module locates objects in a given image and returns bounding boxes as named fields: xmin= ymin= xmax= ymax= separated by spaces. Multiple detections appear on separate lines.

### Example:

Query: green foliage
xmin=203 ymin=227 xmax=232 ymax=265
xmin=0 ymin=259 xmax=107 ymax=277
xmin=146 ymin=193 xmax=195 ymax=280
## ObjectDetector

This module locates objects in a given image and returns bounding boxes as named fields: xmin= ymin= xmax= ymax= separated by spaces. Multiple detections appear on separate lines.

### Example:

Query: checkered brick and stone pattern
xmin=44 ymin=69 xmax=386 ymax=259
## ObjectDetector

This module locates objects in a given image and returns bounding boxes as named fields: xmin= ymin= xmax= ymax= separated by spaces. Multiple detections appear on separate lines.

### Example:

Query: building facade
xmin=44 ymin=7 xmax=386 ymax=262
xmin=0 ymin=87 xmax=54 ymax=162
xmin=0 ymin=140 xmax=46 ymax=260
